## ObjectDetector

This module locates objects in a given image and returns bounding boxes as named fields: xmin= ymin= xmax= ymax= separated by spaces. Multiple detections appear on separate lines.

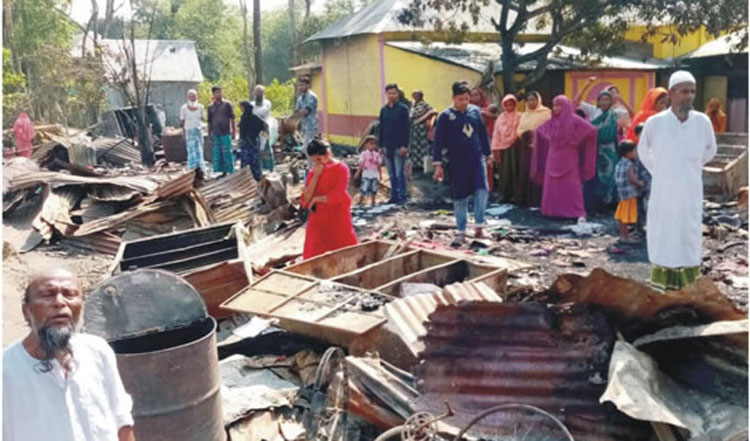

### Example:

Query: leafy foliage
xmin=265 ymin=78 xmax=296 ymax=117
xmin=3 ymin=49 xmax=28 ymax=129
xmin=197 ymin=76 xmax=295 ymax=117
xmin=397 ymin=0 xmax=748 ymax=93
xmin=633 ymin=0 xmax=748 ymax=49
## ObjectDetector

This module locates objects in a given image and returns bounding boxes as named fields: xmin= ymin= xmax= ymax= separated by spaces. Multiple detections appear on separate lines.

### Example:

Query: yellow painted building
xmin=301 ymin=0 xmax=728 ymax=145
xmin=624 ymin=25 xmax=714 ymax=59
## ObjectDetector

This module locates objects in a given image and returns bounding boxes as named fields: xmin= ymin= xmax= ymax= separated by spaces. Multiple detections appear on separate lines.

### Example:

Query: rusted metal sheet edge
xmin=384 ymin=281 xmax=503 ymax=357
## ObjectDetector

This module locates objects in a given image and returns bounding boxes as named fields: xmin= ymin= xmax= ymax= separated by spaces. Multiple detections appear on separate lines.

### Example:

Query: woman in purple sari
xmin=531 ymin=95 xmax=597 ymax=219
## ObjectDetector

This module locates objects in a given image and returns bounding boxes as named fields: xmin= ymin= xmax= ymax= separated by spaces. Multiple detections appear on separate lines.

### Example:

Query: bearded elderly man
xmin=3 ymin=268 xmax=135 ymax=441
xmin=638 ymin=70 xmax=717 ymax=290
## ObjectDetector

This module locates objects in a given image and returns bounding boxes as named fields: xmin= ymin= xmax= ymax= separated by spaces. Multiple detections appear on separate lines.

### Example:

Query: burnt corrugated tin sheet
xmin=88 ymin=185 xmax=142 ymax=203
xmin=92 ymin=137 xmax=141 ymax=166
xmin=61 ymin=231 xmax=123 ymax=255
xmin=199 ymin=169 xmax=259 ymax=224
xmin=32 ymin=187 xmax=85 ymax=240
xmin=8 ymin=171 xmax=161 ymax=194
xmin=74 ymin=200 xmax=173 ymax=236
xmin=413 ymin=302 xmax=653 ymax=441
xmin=155 ymin=170 xmax=196 ymax=199
xmin=384 ymin=281 xmax=502 ymax=357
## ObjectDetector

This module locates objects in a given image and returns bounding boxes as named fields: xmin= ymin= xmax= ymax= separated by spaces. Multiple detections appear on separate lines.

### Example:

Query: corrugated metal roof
xmin=413 ymin=302 xmax=653 ymax=440
xmin=96 ymin=39 xmax=204 ymax=83
xmin=306 ymin=0 xmax=550 ymax=42
xmin=384 ymin=281 xmax=502 ymax=357
xmin=387 ymin=41 xmax=666 ymax=73
xmin=689 ymin=31 xmax=748 ymax=59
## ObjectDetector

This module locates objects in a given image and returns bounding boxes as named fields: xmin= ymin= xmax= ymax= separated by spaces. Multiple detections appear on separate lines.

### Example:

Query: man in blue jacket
xmin=433 ymin=80 xmax=492 ymax=247
xmin=378 ymin=83 xmax=411 ymax=204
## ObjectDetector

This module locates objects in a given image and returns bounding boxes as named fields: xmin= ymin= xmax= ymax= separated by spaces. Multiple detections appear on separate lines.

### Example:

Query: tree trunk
xmin=500 ymin=35 xmax=517 ymax=95
xmin=253 ymin=0 xmax=263 ymax=85
xmin=239 ymin=0 xmax=253 ymax=93
xmin=288 ymin=0 xmax=296 ymax=66
xmin=102 ymin=0 xmax=115 ymax=38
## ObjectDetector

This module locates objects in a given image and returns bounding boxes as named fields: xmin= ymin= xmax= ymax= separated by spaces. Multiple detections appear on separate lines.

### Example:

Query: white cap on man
xmin=668 ymin=70 xmax=696 ymax=90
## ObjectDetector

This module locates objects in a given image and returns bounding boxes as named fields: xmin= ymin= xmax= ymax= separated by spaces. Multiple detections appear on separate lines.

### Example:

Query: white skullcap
xmin=668 ymin=70 xmax=696 ymax=90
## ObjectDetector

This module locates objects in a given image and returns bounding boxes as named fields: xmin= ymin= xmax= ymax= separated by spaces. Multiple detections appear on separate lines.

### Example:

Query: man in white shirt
xmin=3 ymin=268 xmax=135 ymax=441
xmin=180 ymin=89 xmax=206 ymax=172
xmin=637 ymin=70 xmax=717 ymax=290
xmin=252 ymin=85 xmax=272 ymax=122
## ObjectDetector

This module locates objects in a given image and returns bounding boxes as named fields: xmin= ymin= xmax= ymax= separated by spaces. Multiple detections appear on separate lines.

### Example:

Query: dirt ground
xmin=3 ymin=170 xmax=747 ymax=346
xmin=354 ymin=172 xmax=749 ymax=306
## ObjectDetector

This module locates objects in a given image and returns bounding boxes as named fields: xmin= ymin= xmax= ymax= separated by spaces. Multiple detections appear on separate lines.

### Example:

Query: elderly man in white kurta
xmin=638 ymin=70 xmax=717 ymax=290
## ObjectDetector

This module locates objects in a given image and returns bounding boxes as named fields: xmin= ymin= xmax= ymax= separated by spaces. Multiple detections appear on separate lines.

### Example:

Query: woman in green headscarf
xmin=584 ymin=90 xmax=619 ymax=213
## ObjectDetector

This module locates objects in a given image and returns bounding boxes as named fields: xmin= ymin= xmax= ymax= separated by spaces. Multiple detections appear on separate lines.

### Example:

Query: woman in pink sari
xmin=13 ymin=112 xmax=35 ymax=158
xmin=531 ymin=96 xmax=597 ymax=219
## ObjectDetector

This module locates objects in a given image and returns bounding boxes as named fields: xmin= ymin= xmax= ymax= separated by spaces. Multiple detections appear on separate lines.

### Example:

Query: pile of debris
xmin=3 ymin=122 xmax=297 ymax=259
xmin=79 ymin=235 xmax=747 ymax=441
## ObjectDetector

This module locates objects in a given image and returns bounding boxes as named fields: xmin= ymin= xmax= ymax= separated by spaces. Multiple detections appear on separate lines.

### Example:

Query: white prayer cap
xmin=668 ymin=70 xmax=696 ymax=90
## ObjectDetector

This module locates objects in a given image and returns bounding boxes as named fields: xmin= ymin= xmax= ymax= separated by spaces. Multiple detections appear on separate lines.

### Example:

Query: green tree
xmin=2 ymin=48 xmax=28 ymax=129
xmin=297 ymin=0 xmax=376 ymax=62
xmin=171 ymin=0 xmax=244 ymax=81
xmin=4 ymin=0 xmax=75 ymax=120
xmin=261 ymin=9 xmax=294 ymax=82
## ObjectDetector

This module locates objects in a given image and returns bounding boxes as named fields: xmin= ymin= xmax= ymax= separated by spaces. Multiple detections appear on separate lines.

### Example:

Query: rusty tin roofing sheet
xmin=199 ymin=169 xmax=259 ymax=224
xmin=61 ymin=231 xmax=123 ymax=255
xmin=413 ymin=302 xmax=652 ymax=441
xmin=384 ymin=281 xmax=502 ymax=357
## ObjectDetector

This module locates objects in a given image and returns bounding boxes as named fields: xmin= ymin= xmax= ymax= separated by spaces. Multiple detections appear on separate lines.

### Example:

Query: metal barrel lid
xmin=84 ymin=269 xmax=208 ymax=342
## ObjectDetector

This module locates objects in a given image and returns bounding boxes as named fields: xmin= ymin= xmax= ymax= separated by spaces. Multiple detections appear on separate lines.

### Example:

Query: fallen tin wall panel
xmin=414 ymin=302 xmax=653 ymax=441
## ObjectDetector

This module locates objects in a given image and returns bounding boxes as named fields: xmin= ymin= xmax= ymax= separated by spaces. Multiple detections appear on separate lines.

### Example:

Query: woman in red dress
xmin=301 ymin=139 xmax=359 ymax=259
